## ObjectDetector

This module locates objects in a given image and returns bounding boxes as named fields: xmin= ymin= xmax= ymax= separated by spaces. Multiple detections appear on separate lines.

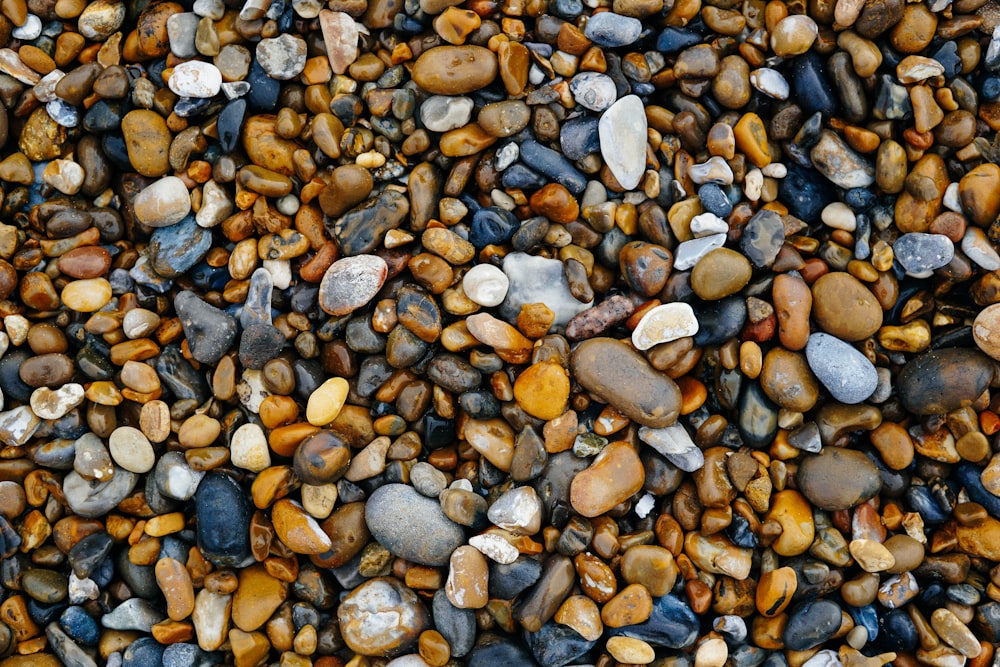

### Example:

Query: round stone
xmin=133 ymin=177 xmax=192 ymax=227
xmin=365 ymin=484 xmax=466 ymax=566
xmin=805 ymin=333 xmax=879 ymax=404
xmin=108 ymin=426 xmax=155 ymax=473
xmin=230 ymin=423 xmax=271 ymax=472
xmin=796 ymin=448 xmax=882 ymax=511
xmin=319 ymin=255 xmax=388 ymax=316
xmin=462 ymin=264 xmax=509 ymax=307
xmin=168 ymin=61 xmax=222 ymax=98
xmin=338 ymin=577 xmax=430 ymax=657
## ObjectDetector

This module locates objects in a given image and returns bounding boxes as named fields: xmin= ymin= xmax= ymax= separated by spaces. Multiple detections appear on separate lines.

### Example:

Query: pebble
xmin=599 ymin=95 xmax=647 ymax=190
xmin=631 ymin=302 xmax=699 ymax=350
xmin=319 ymin=255 xmax=387 ymax=316
xmin=805 ymin=333 xmax=879 ymax=404
xmin=897 ymin=348 xmax=994 ymax=414
xmin=338 ymin=577 xmax=429 ymax=657
xmin=256 ymin=35 xmax=306 ymax=79
xmin=462 ymin=264 xmax=509 ymax=307
xmin=365 ymin=484 xmax=466 ymax=566
xmin=796 ymin=448 xmax=882 ymax=511
xmin=584 ymin=11 xmax=642 ymax=46
xmin=167 ymin=61 xmax=222 ymax=98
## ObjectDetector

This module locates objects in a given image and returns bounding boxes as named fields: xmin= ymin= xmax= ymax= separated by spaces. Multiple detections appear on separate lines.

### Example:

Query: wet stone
xmin=796 ymin=448 xmax=882 ymax=511
xmin=338 ymin=577 xmax=430 ymax=657
xmin=805 ymin=333 xmax=878 ymax=404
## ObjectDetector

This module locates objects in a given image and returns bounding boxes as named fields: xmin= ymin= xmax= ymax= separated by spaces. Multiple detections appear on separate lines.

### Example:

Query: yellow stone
xmin=765 ymin=490 xmax=815 ymax=556
xmin=513 ymin=362 xmax=570 ymax=420
xmin=607 ymin=636 xmax=656 ymax=664
xmin=734 ymin=112 xmax=771 ymax=168
xmin=306 ymin=377 xmax=349 ymax=426
xmin=61 ymin=278 xmax=112 ymax=312
xmin=231 ymin=564 xmax=288 ymax=632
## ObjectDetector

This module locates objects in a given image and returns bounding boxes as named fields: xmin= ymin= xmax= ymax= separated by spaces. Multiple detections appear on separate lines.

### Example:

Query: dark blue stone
xmin=783 ymin=599 xmax=842 ymax=650
xmin=632 ymin=82 xmax=655 ymax=95
xmin=470 ymin=207 xmax=520 ymax=249
xmin=693 ymin=296 xmax=746 ymax=346
xmin=977 ymin=602 xmax=1000 ymax=642
xmin=699 ymin=183 xmax=732 ymax=217
xmin=393 ymin=14 xmax=423 ymax=32
xmin=931 ymin=41 xmax=961 ymax=77
xmin=502 ymin=163 xmax=547 ymax=189
xmin=101 ymin=133 xmax=133 ymax=171
xmin=560 ymin=115 xmax=600 ymax=161
xmin=68 ymin=531 xmax=113 ymax=578
xmin=195 ymin=472 xmax=253 ymax=567
xmin=519 ymin=140 xmax=587 ymax=194
xmin=217 ymin=98 xmax=246 ymax=153
xmin=552 ymin=0 xmax=583 ymax=18
xmin=0 ymin=349 xmax=33 ymax=401
xmin=790 ymin=52 xmax=839 ymax=117
xmin=920 ymin=582 xmax=947 ymax=608
xmin=468 ymin=633 xmax=537 ymax=666
xmin=60 ymin=606 xmax=100 ymax=646
xmin=905 ymin=485 xmax=951 ymax=523
xmin=957 ymin=462 xmax=1000 ymax=518
xmin=876 ymin=609 xmax=918 ymax=652
xmin=458 ymin=390 xmax=502 ymax=420
xmin=738 ymin=380 xmax=778 ymax=450
xmin=124 ymin=637 xmax=165 ymax=667
xmin=763 ymin=653 xmax=789 ymax=667
xmin=148 ymin=215 xmax=213 ymax=279
xmin=189 ymin=261 xmax=230 ymax=291
xmin=156 ymin=345 xmax=210 ymax=404
xmin=525 ymin=621 xmax=597 ymax=667
xmin=423 ymin=413 xmax=455 ymax=449
xmin=92 ymin=555 xmax=114 ymax=588
xmin=656 ymin=27 xmax=702 ymax=53
xmin=247 ymin=59 xmax=280 ymax=111
xmin=489 ymin=556 xmax=542 ymax=599
xmin=981 ymin=74 xmax=1000 ymax=102
xmin=844 ymin=188 xmax=877 ymax=210
xmin=27 ymin=600 xmax=66 ymax=625
xmin=174 ymin=97 xmax=212 ymax=118
xmin=725 ymin=514 xmax=758 ymax=548
xmin=779 ymin=163 xmax=836 ymax=222
xmin=82 ymin=99 xmax=125 ymax=133
xmin=160 ymin=535 xmax=190 ymax=563
xmin=847 ymin=604 xmax=878 ymax=642
xmin=611 ymin=594 xmax=699 ymax=648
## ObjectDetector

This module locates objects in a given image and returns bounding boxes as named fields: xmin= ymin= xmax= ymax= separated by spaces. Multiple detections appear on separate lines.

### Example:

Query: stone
xmin=810 ymin=272 xmax=882 ymax=342
xmin=462 ymin=264 xmax=509 ymax=307
xmin=411 ymin=46 xmax=498 ymax=95
xmin=256 ymin=35 xmax=306 ymax=79
xmin=319 ymin=255 xmax=388 ymax=316
xmin=174 ymin=291 xmax=238 ymax=364
xmin=570 ymin=441 xmax=644 ymax=517
xmin=584 ymin=11 xmax=642 ymax=46
xmin=897 ymin=348 xmax=993 ymax=414
xmin=499 ymin=253 xmax=592 ymax=329
xmin=805 ymin=333 xmax=878 ymax=404
xmin=631 ymin=302 xmax=699 ymax=350
xmin=168 ymin=61 xmax=222 ymax=98
xmin=572 ymin=338 xmax=682 ymax=428
xmin=338 ymin=577 xmax=430 ymax=657
xmin=796 ymin=448 xmax=882 ymax=511
xmin=365 ymin=484 xmax=465 ymax=566
xmin=599 ymin=95 xmax=647 ymax=190
xmin=133 ymin=177 xmax=191 ymax=228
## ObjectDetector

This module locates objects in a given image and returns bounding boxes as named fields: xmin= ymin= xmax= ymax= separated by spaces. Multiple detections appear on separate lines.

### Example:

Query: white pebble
xmin=230 ymin=423 xmax=271 ymax=472
xmin=749 ymin=67 xmax=789 ymax=100
xmin=195 ymin=180 xmax=233 ymax=228
xmin=263 ymin=260 xmax=292 ymax=289
xmin=30 ymin=384 xmax=84 ymax=420
xmin=462 ymin=264 xmax=510 ymax=307
xmin=690 ymin=212 xmax=728 ymax=237
xmin=631 ymin=302 xmax=700 ymax=350
xmin=108 ymin=426 xmax=155 ymax=474
xmin=4 ymin=315 xmax=28 ymax=346
xmin=168 ymin=61 xmax=222 ymax=98
xmin=468 ymin=533 xmax=519 ymax=564
xmin=821 ymin=202 xmax=857 ymax=231
xmin=943 ymin=182 xmax=962 ymax=212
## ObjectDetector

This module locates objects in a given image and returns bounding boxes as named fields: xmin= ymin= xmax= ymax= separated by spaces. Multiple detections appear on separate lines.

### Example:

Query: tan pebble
xmin=306 ymin=377 xmax=349 ymax=425
xmin=607 ymin=636 xmax=656 ymax=664
xmin=850 ymin=539 xmax=896 ymax=572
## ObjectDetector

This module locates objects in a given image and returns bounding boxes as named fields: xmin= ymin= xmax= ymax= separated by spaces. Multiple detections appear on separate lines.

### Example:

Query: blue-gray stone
xmin=195 ymin=472 xmax=254 ymax=567
xmin=779 ymin=163 xmax=835 ymax=222
xmin=876 ymin=609 xmax=918 ymax=652
xmin=364 ymin=484 xmax=466 ymax=566
xmin=163 ymin=643 xmax=220 ymax=667
xmin=740 ymin=209 xmax=784 ymax=268
xmin=738 ymin=380 xmax=778 ymax=450
xmin=148 ymin=215 xmax=212 ymax=279
xmin=246 ymin=59 xmax=280 ymax=110
xmin=501 ymin=163 xmax=547 ymax=189
xmin=790 ymin=52 xmax=838 ymax=117
xmin=693 ymin=296 xmax=746 ymax=346
xmin=611 ymin=594 xmax=699 ymax=648
xmin=893 ymin=232 xmax=955 ymax=276
xmin=433 ymin=590 xmax=477 ymax=658
xmin=957 ymin=462 xmax=1000 ymax=519
xmin=783 ymin=599 xmax=842 ymax=650
xmin=468 ymin=634 xmax=537 ymax=666
xmin=117 ymin=550 xmax=159 ymax=599
xmin=123 ymin=637 xmax=165 ymax=667
xmin=560 ymin=115 xmax=601 ymax=160
xmin=155 ymin=344 xmax=210 ymax=403
xmin=218 ymin=98 xmax=246 ymax=153
xmin=848 ymin=604 xmax=878 ymax=642
xmin=698 ymin=183 xmax=732 ymax=217
xmin=489 ymin=556 xmax=542 ymax=599
xmin=174 ymin=291 xmax=238 ymax=365
xmin=68 ymin=532 xmax=113 ymax=579
xmin=656 ymin=27 xmax=702 ymax=53
xmin=805 ymin=333 xmax=878 ymax=404
xmin=525 ymin=621 xmax=596 ymax=667
xmin=46 ymin=622 xmax=95 ymax=667
xmin=519 ymin=140 xmax=587 ymax=194
xmin=583 ymin=12 xmax=642 ymax=47
xmin=59 ymin=607 xmax=100 ymax=646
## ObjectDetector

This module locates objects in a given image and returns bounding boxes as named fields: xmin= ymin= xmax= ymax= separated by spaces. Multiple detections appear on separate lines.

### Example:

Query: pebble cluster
xmin=2 ymin=0 xmax=1000 ymax=660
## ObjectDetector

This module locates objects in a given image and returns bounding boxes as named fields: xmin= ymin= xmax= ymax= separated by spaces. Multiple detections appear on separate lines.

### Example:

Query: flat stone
xmin=319 ymin=255 xmax=388 ymax=316
xmin=599 ymin=95 xmax=646 ymax=190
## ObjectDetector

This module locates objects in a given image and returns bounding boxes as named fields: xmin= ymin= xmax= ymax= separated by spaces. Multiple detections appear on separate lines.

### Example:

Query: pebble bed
xmin=1 ymin=0 xmax=1000 ymax=662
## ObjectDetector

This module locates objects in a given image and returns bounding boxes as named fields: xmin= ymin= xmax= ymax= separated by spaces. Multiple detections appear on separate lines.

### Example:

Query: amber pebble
xmin=293 ymin=430 xmax=351 ymax=485
xmin=810 ymin=272 xmax=883 ymax=341
xmin=513 ymin=362 xmax=570 ymax=421
xmin=601 ymin=583 xmax=653 ymax=628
